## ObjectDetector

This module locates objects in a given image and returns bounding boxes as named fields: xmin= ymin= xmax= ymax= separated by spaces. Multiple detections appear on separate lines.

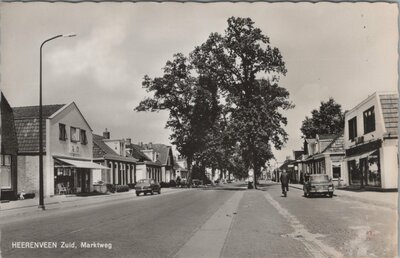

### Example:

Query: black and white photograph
xmin=0 ymin=1 xmax=398 ymax=257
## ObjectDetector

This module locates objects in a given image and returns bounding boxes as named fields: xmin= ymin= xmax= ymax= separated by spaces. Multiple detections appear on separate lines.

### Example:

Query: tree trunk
xmin=187 ymin=156 xmax=193 ymax=188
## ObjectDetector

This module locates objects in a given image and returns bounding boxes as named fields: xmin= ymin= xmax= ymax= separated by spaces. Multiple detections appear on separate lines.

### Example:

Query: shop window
xmin=70 ymin=127 xmax=80 ymax=142
xmin=80 ymin=130 xmax=88 ymax=145
xmin=1 ymin=155 xmax=12 ymax=189
xmin=363 ymin=106 xmax=375 ymax=134
xmin=367 ymin=150 xmax=381 ymax=187
xmin=348 ymin=160 xmax=360 ymax=185
xmin=348 ymin=117 xmax=357 ymax=141
xmin=59 ymin=123 xmax=67 ymax=141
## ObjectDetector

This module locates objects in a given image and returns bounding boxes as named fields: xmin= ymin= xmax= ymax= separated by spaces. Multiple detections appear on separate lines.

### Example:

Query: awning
xmin=55 ymin=158 xmax=110 ymax=170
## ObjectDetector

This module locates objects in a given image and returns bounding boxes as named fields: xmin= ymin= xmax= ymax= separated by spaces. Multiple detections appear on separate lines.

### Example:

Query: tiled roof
xmin=92 ymin=134 xmax=118 ymax=158
xmin=379 ymin=94 xmax=398 ymax=136
xmin=149 ymin=143 xmax=173 ymax=166
xmin=13 ymin=104 xmax=65 ymax=119
xmin=13 ymin=104 xmax=65 ymax=153
xmin=126 ymin=144 xmax=152 ymax=162
xmin=321 ymin=133 xmax=345 ymax=154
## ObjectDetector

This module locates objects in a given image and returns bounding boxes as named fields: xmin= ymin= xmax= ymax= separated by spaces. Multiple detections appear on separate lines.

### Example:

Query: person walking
xmin=280 ymin=170 xmax=290 ymax=196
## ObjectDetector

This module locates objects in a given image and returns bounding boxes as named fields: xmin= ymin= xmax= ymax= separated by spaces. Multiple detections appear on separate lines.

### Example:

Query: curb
xmin=0 ymin=188 xmax=186 ymax=217
xmin=288 ymin=184 xmax=396 ymax=210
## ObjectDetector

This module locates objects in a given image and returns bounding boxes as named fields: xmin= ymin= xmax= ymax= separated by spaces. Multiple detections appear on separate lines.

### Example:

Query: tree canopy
xmin=300 ymin=98 xmax=344 ymax=139
xmin=136 ymin=17 xmax=293 ymax=187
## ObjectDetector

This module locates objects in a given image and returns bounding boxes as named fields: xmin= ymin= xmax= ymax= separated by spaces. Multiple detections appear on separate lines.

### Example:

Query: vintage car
xmin=303 ymin=174 xmax=334 ymax=198
xmin=135 ymin=179 xmax=161 ymax=196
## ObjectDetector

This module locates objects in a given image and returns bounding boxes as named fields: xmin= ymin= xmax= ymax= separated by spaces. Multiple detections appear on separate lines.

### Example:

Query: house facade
xmin=92 ymin=132 xmax=137 ymax=186
xmin=303 ymin=134 xmax=346 ymax=186
xmin=344 ymin=92 xmax=398 ymax=190
xmin=14 ymin=102 xmax=108 ymax=197
xmin=126 ymin=143 xmax=163 ymax=182
xmin=1 ymin=93 xmax=19 ymax=200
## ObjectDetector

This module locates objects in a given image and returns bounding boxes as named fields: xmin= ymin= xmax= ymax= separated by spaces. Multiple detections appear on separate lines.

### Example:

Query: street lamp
xmin=39 ymin=34 xmax=76 ymax=210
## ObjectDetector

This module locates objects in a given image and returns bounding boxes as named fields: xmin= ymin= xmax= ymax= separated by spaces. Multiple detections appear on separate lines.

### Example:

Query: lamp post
xmin=39 ymin=34 xmax=76 ymax=210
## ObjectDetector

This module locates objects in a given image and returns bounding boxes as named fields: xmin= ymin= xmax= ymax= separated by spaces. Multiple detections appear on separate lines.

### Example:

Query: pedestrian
xmin=280 ymin=170 xmax=289 ymax=196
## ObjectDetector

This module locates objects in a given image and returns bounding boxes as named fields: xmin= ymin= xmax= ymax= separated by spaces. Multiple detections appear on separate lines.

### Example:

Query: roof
xmin=305 ymin=139 xmax=316 ymax=145
xmin=126 ymin=144 xmax=152 ymax=162
xmin=92 ymin=134 xmax=119 ymax=158
xmin=379 ymin=94 xmax=398 ymax=136
xmin=293 ymin=150 xmax=304 ymax=160
xmin=148 ymin=143 xmax=173 ymax=166
xmin=13 ymin=104 xmax=65 ymax=119
xmin=13 ymin=104 xmax=65 ymax=153
xmin=321 ymin=133 xmax=345 ymax=154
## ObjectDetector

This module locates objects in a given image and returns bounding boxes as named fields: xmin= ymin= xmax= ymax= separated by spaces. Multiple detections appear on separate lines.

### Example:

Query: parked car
xmin=192 ymin=179 xmax=203 ymax=188
xmin=135 ymin=179 xmax=161 ymax=196
xmin=303 ymin=174 xmax=334 ymax=198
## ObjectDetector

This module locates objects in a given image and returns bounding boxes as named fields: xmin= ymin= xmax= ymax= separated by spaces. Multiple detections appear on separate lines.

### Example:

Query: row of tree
xmin=135 ymin=17 xmax=293 ymax=188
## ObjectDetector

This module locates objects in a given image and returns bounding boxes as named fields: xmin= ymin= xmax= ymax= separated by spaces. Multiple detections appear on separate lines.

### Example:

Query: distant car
xmin=192 ymin=179 xmax=203 ymax=188
xmin=303 ymin=174 xmax=334 ymax=198
xmin=135 ymin=179 xmax=161 ymax=196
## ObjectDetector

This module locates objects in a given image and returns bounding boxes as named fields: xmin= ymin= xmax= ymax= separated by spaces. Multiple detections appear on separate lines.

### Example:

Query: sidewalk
xmin=0 ymin=188 xmax=186 ymax=218
xmin=289 ymin=183 xmax=398 ymax=209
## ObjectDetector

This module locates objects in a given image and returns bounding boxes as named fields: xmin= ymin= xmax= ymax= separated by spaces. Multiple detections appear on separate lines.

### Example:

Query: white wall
xmin=344 ymin=93 xmax=386 ymax=149
xmin=46 ymin=103 xmax=93 ymax=196
xmin=381 ymin=141 xmax=398 ymax=189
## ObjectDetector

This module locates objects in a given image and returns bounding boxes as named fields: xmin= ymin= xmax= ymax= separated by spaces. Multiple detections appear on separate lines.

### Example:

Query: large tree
xmin=190 ymin=17 xmax=293 ymax=188
xmin=300 ymin=98 xmax=345 ymax=138
xmin=135 ymin=53 xmax=217 ymax=185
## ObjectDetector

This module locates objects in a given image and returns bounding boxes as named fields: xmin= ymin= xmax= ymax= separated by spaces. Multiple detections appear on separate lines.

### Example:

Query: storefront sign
xmin=346 ymin=139 xmax=382 ymax=157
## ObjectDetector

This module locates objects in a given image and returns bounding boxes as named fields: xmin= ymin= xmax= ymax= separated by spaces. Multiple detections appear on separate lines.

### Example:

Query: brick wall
xmin=18 ymin=156 xmax=41 ymax=194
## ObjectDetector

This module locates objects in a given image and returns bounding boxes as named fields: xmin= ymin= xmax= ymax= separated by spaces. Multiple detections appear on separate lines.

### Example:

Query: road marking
xmin=264 ymin=192 xmax=343 ymax=258
xmin=174 ymin=191 xmax=243 ymax=258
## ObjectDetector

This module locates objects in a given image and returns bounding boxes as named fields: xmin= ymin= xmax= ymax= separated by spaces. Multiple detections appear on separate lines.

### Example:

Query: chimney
xmin=149 ymin=142 xmax=152 ymax=149
xmin=126 ymin=138 xmax=131 ymax=145
xmin=103 ymin=128 xmax=110 ymax=139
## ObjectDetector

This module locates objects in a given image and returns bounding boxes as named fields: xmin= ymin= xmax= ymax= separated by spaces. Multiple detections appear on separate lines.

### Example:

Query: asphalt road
xmin=0 ymin=183 xmax=397 ymax=258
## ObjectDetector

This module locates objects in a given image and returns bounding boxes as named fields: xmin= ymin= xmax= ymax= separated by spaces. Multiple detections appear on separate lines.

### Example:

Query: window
xmin=70 ymin=127 xmax=80 ymax=142
xmin=59 ymin=123 xmax=67 ymax=141
xmin=80 ymin=130 xmax=87 ymax=145
xmin=348 ymin=117 xmax=357 ymax=141
xmin=1 ymin=155 xmax=12 ymax=189
xmin=363 ymin=106 xmax=375 ymax=134
xmin=332 ymin=165 xmax=341 ymax=179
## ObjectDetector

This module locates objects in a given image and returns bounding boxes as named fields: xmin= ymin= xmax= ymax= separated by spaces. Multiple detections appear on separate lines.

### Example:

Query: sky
xmin=0 ymin=2 xmax=398 ymax=164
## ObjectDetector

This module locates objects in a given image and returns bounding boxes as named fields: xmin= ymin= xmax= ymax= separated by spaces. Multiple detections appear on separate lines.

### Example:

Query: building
xmin=92 ymin=132 xmax=137 ymax=186
xmin=1 ymin=93 xmax=19 ymax=200
xmin=303 ymin=134 xmax=346 ymax=186
xmin=174 ymin=155 xmax=188 ymax=181
xmin=125 ymin=142 xmax=163 ymax=182
xmin=13 ymin=102 xmax=108 ymax=196
xmin=344 ymin=92 xmax=398 ymax=190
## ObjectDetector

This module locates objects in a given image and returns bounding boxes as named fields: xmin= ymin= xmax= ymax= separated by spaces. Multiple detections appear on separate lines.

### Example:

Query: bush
xmin=116 ymin=185 xmax=130 ymax=192
xmin=128 ymin=183 xmax=136 ymax=189
xmin=169 ymin=180 xmax=177 ymax=187
xmin=160 ymin=182 xmax=169 ymax=188
xmin=106 ymin=184 xmax=116 ymax=193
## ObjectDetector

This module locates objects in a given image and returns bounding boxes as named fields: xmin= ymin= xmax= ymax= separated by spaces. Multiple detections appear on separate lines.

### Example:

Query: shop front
xmin=346 ymin=140 xmax=382 ymax=188
xmin=53 ymin=158 xmax=109 ymax=195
